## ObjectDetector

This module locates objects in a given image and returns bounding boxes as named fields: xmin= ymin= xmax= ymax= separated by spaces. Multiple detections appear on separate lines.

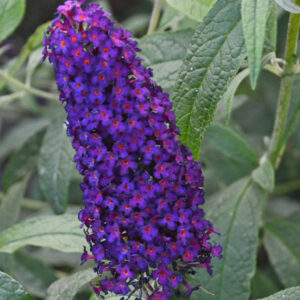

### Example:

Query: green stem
xmin=0 ymin=69 xmax=59 ymax=102
xmin=272 ymin=178 xmax=300 ymax=196
xmin=0 ymin=193 xmax=49 ymax=210
xmin=268 ymin=12 xmax=300 ymax=168
xmin=0 ymin=91 xmax=25 ymax=107
xmin=147 ymin=0 xmax=164 ymax=34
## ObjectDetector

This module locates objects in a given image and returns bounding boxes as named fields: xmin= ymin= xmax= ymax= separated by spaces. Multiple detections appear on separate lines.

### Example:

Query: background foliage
xmin=0 ymin=0 xmax=299 ymax=299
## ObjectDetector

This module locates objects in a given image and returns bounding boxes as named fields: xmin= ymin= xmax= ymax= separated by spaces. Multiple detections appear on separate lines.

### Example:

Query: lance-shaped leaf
xmin=46 ymin=268 xmax=96 ymax=300
xmin=166 ymin=0 xmax=216 ymax=22
xmin=38 ymin=115 xmax=75 ymax=214
xmin=0 ymin=270 xmax=33 ymax=300
xmin=274 ymin=0 xmax=300 ymax=13
xmin=252 ymin=158 xmax=275 ymax=192
xmin=0 ymin=21 xmax=51 ymax=92
xmin=205 ymin=124 xmax=258 ymax=171
xmin=173 ymin=0 xmax=246 ymax=159
xmin=189 ymin=178 xmax=266 ymax=300
xmin=0 ymin=180 xmax=28 ymax=231
xmin=3 ymin=132 xmax=44 ymax=192
xmin=0 ymin=0 xmax=26 ymax=43
xmin=265 ymin=2 xmax=277 ymax=52
xmin=1 ymin=251 xmax=57 ymax=298
xmin=139 ymin=29 xmax=193 ymax=94
xmin=0 ymin=214 xmax=85 ymax=254
xmin=0 ymin=118 xmax=49 ymax=163
xmin=257 ymin=286 xmax=300 ymax=300
xmin=242 ymin=0 xmax=271 ymax=89
xmin=264 ymin=219 xmax=300 ymax=288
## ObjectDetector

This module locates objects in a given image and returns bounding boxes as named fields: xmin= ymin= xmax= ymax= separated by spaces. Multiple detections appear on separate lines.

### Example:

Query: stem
xmin=0 ymin=193 xmax=49 ymax=210
xmin=0 ymin=69 xmax=59 ymax=102
xmin=0 ymin=91 xmax=25 ymax=107
xmin=268 ymin=12 xmax=300 ymax=168
xmin=272 ymin=178 xmax=300 ymax=196
xmin=147 ymin=0 xmax=163 ymax=34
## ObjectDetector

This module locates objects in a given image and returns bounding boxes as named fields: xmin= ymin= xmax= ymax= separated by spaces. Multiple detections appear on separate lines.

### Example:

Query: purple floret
xmin=43 ymin=1 xmax=222 ymax=299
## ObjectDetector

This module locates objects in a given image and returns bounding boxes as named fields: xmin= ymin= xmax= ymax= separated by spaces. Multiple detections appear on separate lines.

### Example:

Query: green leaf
xmin=0 ymin=270 xmax=33 ymax=300
xmin=173 ymin=0 xmax=246 ymax=160
xmin=158 ymin=4 xmax=197 ymax=31
xmin=89 ymin=294 xmax=100 ymax=300
xmin=251 ymin=269 xmax=281 ymax=299
xmin=274 ymin=0 xmax=300 ymax=13
xmin=26 ymin=47 xmax=43 ymax=86
xmin=139 ymin=29 xmax=193 ymax=95
xmin=11 ymin=251 xmax=57 ymax=298
xmin=219 ymin=53 xmax=274 ymax=124
xmin=0 ymin=21 xmax=51 ymax=92
xmin=190 ymin=178 xmax=266 ymax=300
xmin=222 ymin=68 xmax=249 ymax=125
xmin=242 ymin=0 xmax=271 ymax=89
xmin=265 ymin=2 xmax=277 ymax=52
xmin=46 ymin=268 xmax=96 ymax=300
xmin=38 ymin=115 xmax=75 ymax=214
xmin=0 ymin=0 xmax=26 ymax=43
xmin=0 ymin=214 xmax=86 ymax=254
xmin=122 ymin=14 xmax=149 ymax=35
xmin=252 ymin=158 xmax=275 ymax=192
xmin=0 ymin=118 xmax=49 ymax=163
xmin=264 ymin=219 xmax=300 ymax=287
xmin=166 ymin=0 xmax=216 ymax=22
xmin=257 ymin=286 xmax=300 ymax=300
xmin=0 ymin=180 xmax=28 ymax=231
xmin=3 ymin=132 xmax=44 ymax=192
xmin=205 ymin=124 xmax=258 ymax=170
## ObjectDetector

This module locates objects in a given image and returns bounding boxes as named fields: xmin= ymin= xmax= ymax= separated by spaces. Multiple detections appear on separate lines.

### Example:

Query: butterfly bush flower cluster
xmin=43 ymin=1 xmax=222 ymax=299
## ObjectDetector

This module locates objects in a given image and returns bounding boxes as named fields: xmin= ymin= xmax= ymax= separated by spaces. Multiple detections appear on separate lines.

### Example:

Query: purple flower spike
xmin=43 ymin=1 xmax=222 ymax=299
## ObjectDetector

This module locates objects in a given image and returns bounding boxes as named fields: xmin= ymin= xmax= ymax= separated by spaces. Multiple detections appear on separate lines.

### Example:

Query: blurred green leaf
xmin=222 ymin=68 xmax=249 ymax=125
xmin=205 ymin=124 xmax=258 ymax=170
xmin=201 ymin=146 xmax=250 ymax=189
xmin=166 ymin=0 xmax=215 ymax=22
xmin=0 ymin=118 xmax=49 ymax=163
xmin=38 ymin=115 xmax=75 ymax=214
xmin=11 ymin=251 xmax=57 ymax=298
xmin=3 ymin=132 xmax=44 ymax=192
xmin=251 ymin=268 xmax=282 ymax=299
xmin=173 ymin=0 xmax=246 ymax=160
xmin=0 ymin=270 xmax=33 ymax=300
xmin=242 ymin=0 xmax=271 ymax=89
xmin=265 ymin=2 xmax=277 ymax=52
xmin=0 ymin=0 xmax=26 ymax=43
xmin=89 ymin=294 xmax=99 ymax=300
xmin=274 ymin=0 xmax=300 ymax=13
xmin=0 ymin=21 xmax=51 ymax=92
xmin=139 ymin=29 xmax=193 ymax=94
xmin=122 ymin=14 xmax=149 ymax=35
xmin=92 ymin=0 xmax=112 ymax=13
xmin=46 ymin=268 xmax=96 ymax=300
xmin=0 ymin=214 xmax=86 ymax=254
xmin=158 ymin=4 xmax=197 ymax=31
xmin=257 ymin=286 xmax=300 ymax=300
xmin=189 ymin=178 xmax=266 ymax=300
xmin=264 ymin=219 xmax=300 ymax=287
xmin=0 ymin=180 xmax=28 ymax=231
xmin=26 ymin=47 xmax=43 ymax=86
xmin=252 ymin=159 xmax=275 ymax=192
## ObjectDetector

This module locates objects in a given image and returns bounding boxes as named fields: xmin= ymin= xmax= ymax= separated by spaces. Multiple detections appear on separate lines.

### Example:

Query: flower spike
xmin=43 ymin=1 xmax=222 ymax=298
